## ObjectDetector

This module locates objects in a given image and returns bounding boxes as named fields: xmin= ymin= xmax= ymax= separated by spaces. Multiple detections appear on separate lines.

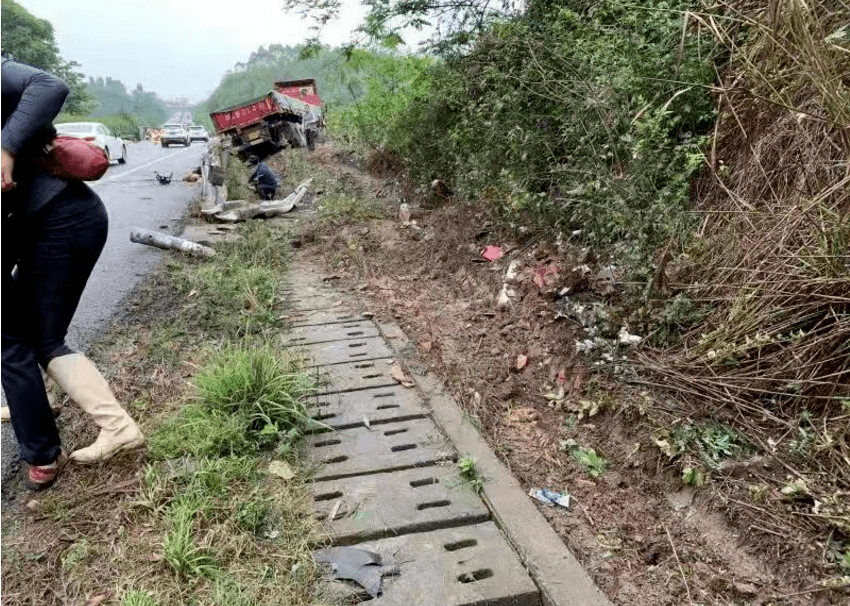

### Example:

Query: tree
xmin=283 ymin=0 xmax=523 ymax=55
xmin=1 ymin=0 xmax=94 ymax=114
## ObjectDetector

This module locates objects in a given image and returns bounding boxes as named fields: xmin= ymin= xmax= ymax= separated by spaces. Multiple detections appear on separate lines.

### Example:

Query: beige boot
xmin=1 ymin=368 xmax=61 ymax=422
xmin=46 ymin=353 xmax=144 ymax=463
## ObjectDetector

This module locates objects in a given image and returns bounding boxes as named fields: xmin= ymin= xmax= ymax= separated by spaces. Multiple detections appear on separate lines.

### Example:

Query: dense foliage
xmin=1 ymin=0 xmax=93 ymax=114
xmin=339 ymin=0 xmax=721 ymax=278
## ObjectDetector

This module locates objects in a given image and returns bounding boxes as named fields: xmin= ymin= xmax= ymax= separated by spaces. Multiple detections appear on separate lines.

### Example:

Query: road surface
xmin=1 ymin=138 xmax=208 ymax=500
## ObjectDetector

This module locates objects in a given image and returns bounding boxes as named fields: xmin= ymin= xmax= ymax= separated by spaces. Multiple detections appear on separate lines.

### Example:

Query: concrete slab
xmin=284 ymin=320 xmax=380 ymax=345
xmin=309 ymin=358 xmax=398 ymax=394
xmin=310 ymin=466 xmax=490 ymax=545
xmin=303 ymin=418 xmax=455 ymax=481
xmin=297 ymin=337 xmax=396 ymax=366
xmin=376 ymin=320 xmax=614 ymax=606
xmin=285 ymin=293 xmax=348 ymax=311
xmin=286 ymin=308 xmax=362 ymax=327
xmin=317 ymin=522 xmax=540 ymax=606
xmin=310 ymin=386 xmax=428 ymax=430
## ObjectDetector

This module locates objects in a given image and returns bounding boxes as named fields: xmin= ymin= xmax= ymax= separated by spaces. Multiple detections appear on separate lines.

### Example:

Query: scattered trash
xmin=505 ymin=259 xmax=522 ymax=282
xmin=329 ymin=499 xmax=342 ymax=521
xmin=390 ymin=362 xmax=415 ymax=388
xmin=183 ymin=172 xmax=200 ymax=183
xmin=529 ymin=488 xmax=571 ymax=509
xmin=482 ymin=245 xmax=504 ymax=261
xmin=268 ymin=460 xmax=295 ymax=480
xmin=515 ymin=354 xmax=529 ymax=370
xmin=155 ymin=171 xmax=173 ymax=185
xmin=265 ymin=529 xmax=280 ymax=540
xmin=495 ymin=283 xmax=517 ymax=310
xmin=399 ymin=203 xmax=411 ymax=224
xmin=617 ymin=326 xmax=643 ymax=345
xmin=314 ymin=547 xmax=400 ymax=598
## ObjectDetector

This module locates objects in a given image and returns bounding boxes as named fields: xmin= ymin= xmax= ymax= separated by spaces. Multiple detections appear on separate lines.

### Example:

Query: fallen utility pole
xmin=130 ymin=228 xmax=216 ymax=257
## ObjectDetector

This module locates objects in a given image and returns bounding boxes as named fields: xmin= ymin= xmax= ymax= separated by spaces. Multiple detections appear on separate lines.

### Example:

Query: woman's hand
xmin=1 ymin=149 xmax=17 ymax=192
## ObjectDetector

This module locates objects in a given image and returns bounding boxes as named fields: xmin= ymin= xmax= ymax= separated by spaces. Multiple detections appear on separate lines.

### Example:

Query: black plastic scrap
xmin=314 ymin=546 xmax=400 ymax=598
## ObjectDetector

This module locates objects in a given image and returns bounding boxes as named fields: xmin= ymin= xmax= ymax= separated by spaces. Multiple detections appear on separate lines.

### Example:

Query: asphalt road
xmin=1 ymin=138 xmax=208 ymax=500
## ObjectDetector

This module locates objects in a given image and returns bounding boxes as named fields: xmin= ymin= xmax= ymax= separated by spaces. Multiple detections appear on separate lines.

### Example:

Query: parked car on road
xmin=54 ymin=122 xmax=127 ymax=164
xmin=188 ymin=125 xmax=209 ymax=143
xmin=160 ymin=123 xmax=190 ymax=147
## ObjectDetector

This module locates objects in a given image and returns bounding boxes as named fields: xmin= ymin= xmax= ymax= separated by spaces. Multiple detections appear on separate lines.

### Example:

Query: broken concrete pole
xmin=130 ymin=228 xmax=216 ymax=257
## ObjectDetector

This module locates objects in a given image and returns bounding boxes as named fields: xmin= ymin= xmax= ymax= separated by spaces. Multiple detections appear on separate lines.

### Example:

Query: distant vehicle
xmin=209 ymin=78 xmax=325 ymax=154
xmin=160 ymin=123 xmax=190 ymax=147
xmin=54 ymin=122 xmax=127 ymax=164
xmin=188 ymin=126 xmax=209 ymax=143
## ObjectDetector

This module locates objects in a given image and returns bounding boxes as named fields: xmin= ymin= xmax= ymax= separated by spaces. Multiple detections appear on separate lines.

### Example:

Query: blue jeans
xmin=1 ymin=183 xmax=108 ymax=464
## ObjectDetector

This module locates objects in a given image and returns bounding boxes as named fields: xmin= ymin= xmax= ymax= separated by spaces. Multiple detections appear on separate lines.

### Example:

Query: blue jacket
xmin=249 ymin=162 xmax=277 ymax=189
xmin=2 ymin=58 xmax=70 ymax=215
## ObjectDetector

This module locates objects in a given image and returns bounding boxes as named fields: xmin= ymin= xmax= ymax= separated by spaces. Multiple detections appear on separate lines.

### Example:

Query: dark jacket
xmin=249 ymin=162 xmax=278 ymax=189
xmin=1 ymin=58 xmax=70 ymax=215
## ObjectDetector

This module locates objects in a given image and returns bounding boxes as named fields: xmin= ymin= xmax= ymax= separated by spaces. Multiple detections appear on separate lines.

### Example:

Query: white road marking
xmin=94 ymin=146 xmax=195 ymax=185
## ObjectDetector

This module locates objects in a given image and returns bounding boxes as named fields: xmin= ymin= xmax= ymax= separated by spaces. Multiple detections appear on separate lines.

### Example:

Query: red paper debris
xmin=532 ymin=264 xmax=560 ymax=289
xmin=482 ymin=246 xmax=504 ymax=261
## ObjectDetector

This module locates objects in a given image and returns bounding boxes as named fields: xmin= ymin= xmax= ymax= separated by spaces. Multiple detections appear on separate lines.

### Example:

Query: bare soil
xmin=297 ymin=145 xmax=849 ymax=606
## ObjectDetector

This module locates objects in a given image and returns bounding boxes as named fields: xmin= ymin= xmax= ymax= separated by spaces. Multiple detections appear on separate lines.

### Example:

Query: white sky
xmin=16 ymin=0 xmax=404 ymax=103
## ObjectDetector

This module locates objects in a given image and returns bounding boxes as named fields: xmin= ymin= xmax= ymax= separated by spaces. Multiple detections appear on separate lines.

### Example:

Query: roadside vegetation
xmin=272 ymin=0 xmax=849 ymax=600
xmin=0 ymin=222 xmax=331 ymax=605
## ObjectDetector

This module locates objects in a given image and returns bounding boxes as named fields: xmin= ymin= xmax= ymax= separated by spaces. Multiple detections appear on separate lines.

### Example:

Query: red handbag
xmin=42 ymin=136 xmax=109 ymax=181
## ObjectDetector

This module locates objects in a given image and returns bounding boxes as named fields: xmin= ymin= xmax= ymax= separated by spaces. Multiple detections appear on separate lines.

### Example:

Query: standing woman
xmin=2 ymin=57 xmax=143 ymax=490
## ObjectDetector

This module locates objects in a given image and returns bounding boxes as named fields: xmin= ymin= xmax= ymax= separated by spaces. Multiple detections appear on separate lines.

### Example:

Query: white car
xmin=54 ymin=122 xmax=127 ymax=164
xmin=161 ymin=123 xmax=190 ymax=147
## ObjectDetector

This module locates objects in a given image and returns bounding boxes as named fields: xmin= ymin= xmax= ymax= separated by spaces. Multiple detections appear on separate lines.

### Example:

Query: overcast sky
xmin=18 ymin=0 xmax=385 ymax=103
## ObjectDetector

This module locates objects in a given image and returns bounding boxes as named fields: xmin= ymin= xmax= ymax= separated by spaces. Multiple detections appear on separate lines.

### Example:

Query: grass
xmin=0 ymin=217 xmax=329 ymax=606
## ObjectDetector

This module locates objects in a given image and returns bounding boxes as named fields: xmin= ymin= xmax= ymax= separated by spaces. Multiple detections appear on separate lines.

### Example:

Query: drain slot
xmin=416 ymin=500 xmax=451 ymax=511
xmin=391 ymin=444 xmax=417 ymax=452
xmin=347 ymin=342 xmax=366 ymax=348
xmin=410 ymin=478 xmax=438 ymax=488
xmin=384 ymin=428 xmax=408 ymax=436
xmin=362 ymin=373 xmax=381 ymax=379
xmin=376 ymin=404 xmax=400 ymax=410
xmin=458 ymin=569 xmax=494 ymax=584
xmin=323 ymin=455 xmax=348 ymax=464
xmin=314 ymin=439 xmax=342 ymax=447
xmin=314 ymin=491 xmax=343 ymax=502
xmin=373 ymin=392 xmax=395 ymax=398
xmin=444 ymin=539 xmax=477 ymax=551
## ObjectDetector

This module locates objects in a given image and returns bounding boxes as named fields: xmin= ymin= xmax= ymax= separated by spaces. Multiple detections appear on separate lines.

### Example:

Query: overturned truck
xmin=209 ymin=78 xmax=325 ymax=154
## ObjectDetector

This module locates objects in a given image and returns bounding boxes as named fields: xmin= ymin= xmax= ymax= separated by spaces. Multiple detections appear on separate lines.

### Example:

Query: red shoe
xmin=24 ymin=451 xmax=69 ymax=491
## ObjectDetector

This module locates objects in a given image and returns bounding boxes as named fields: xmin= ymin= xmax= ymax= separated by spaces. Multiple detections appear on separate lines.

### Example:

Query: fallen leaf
xmin=86 ymin=593 xmax=108 ymax=606
xmin=187 ymin=289 xmax=197 ymax=298
xmin=556 ymin=369 xmax=567 ymax=385
xmin=390 ymin=362 xmax=415 ymax=388
xmin=268 ymin=460 xmax=295 ymax=480
xmin=516 ymin=354 xmax=528 ymax=370
xmin=323 ymin=275 xmax=342 ymax=281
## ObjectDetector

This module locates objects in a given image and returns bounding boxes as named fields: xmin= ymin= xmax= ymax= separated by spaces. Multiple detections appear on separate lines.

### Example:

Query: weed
xmin=122 ymin=591 xmax=159 ymax=606
xmin=681 ymin=467 xmax=706 ymax=487
xmin=562 ymin=440 xmax=609 ymax=477
xmin=163 ymin=499 xmax=219 ymax=580
xmin=458 ymin=456 xmax=485 ymax=492
xmin=668 ymin=422 xmax=754 ymax=471
xmin=194 ymin=342 xmax=314 ymax=438
xmin=61 ymin=538 xmax=92 ymax=570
